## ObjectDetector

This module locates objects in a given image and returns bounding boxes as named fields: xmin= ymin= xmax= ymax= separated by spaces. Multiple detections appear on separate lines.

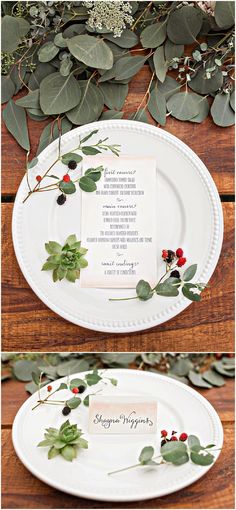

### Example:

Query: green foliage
xmin=42 ymin=235 xmax=88 ymax=283
xmin=38 ymin=420 xmax=88 ymax=461
xmin=1 ymin=2 xmax=235 ymax=146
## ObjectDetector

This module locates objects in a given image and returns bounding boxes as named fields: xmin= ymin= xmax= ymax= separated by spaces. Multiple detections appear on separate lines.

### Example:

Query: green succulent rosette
xmin=42 ymin=234 xmax=88 ymax=282
xmin=38 ymin=419 xmax=88 ymax=461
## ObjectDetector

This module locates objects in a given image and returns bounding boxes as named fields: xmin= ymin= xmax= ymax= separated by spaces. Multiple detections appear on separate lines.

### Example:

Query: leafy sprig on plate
xmin=110 ymin=248 xmax=208 ymax=303
xmin=23 ymin=129 xmax=120 ymax=203
xmin=108 ymin=433 xmax=220 ymax=475
xmin=38 ymin=419 xmax=88 ymax=461
xmin=42 ymin=234 xmax=88 ymax=283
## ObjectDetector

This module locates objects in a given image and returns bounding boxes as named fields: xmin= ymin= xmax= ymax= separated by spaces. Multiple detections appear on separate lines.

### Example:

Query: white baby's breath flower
xmin=196 ymin=1 xmax=216 ymax=16
xmin=83 ymin=1 xmax=134 ymax=37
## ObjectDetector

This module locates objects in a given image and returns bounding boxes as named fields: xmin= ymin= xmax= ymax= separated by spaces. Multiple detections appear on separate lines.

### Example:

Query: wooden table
xmin=1 ymin=66 xmax=235 ymax=352
xmin=1 ymin=375 xmax=235 ymax=509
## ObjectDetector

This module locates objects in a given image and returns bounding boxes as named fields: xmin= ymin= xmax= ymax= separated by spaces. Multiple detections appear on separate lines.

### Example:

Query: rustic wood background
xmin=1 ymin=66 xmax=235 ymax=351
xmin=1 ymin=375 xmax=235 ymax=509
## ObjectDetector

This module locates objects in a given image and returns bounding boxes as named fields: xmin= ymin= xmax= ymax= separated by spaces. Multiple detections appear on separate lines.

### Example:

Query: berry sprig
xmin=110 ymin=248 xmax=208 ymax=303
xmin=23 ymin=129 xmax=120 ymax=204
xmin=32 ymin=369 xmax=118 ymax=414
xmin=108 ymin=430 xmax=220 ymax=476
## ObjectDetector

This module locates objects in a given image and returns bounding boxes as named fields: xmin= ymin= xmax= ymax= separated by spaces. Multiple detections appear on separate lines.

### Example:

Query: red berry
xmin=47 ymin=385 xmax=52 ymax=392
xmin=63 ymin=174 xmax=71 ymax=182
xmin=72 ymin=387 xmax=79 ymax=394
xmin=177 ymin=257 xmax=187 ymax=267
xmin=161 ymin=430 xmax=168 ymax=437
xmin=162 ymin=250 xmax=168 ymax=259
xmin=36 ymin=175 xmax=42 ymax=182
xmin=179 ymin=432 xmax=188 ymax=441
xmin=176 ymin=248 xmax=184 ymax=258
xmin=171 ymin=436 xmax=178 ymax=441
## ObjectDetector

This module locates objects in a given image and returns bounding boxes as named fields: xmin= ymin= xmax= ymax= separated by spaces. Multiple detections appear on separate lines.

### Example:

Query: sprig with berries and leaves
xmin=108 ymin=429 xmax=220 ymax=476
xmin=23 ymin=129 xmax=120 ymax=204
xmin=110 ymin=247 xmax=208 ymax=303
xmin=32 ymin=368 xmax=117 ymax=415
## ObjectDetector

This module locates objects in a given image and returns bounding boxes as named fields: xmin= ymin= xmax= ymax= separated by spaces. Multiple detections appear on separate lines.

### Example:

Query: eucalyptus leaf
xmin=59 ymin=180 xmax=76 ymax=194
xmin=140 ymin=21 xmax=167 ymax=49
xmin=188 ymin=370 xmax=212 ymax=388
xmin=100 ymin=110 xmax=124 ymax=120
xmin=54 ymin=33 xmax=68 ymax=48
xmin=13 ymin=360 xmax=37 ymax=382
xmin=189 ymin=66 xmax=223 ymax=94
xmin=36 ymin=118 xmax=72 ymax=155
xmin=170 ymin=358 xmax=192 ymax=377
xmin=183 ymin=264 xmax=197 ymax=282
xmin=1 ymin=15 xmax=30 ymax=52
xmin=68 ymin=34 xmax=113 ymax=70
xmin=164 ymin=39 xmax=184 ymax=61
xmin=15 ymin=89 xmax=40 ymax=109
xmin=113 ymin=56 xmax=147 ymax=81
xmin=190 ymin=95 xmax=210 ymax=123
xmin=139 ymin=446 xmax=154 ymax=464
xmin=57 ymin=358 xmax=89 ymax=377
xmin=61 ymin=153 xmax=82 ymax=164
xmin=190 ymin=451 xmax=214 ymax=466
xmin=128 ymin=108 xmax=149 ymax=123
xmin=148 ymin=85 xmax=166 ymax=125
xmin=40 ymin=73 xmax=81 ymax=115
xmin=167 ymin=92 xmax=199 ymax=121
xmin=212 ymin=361 xmax=235 ymax=377
xmin=79 ymin=176 xmax=97 ymax=192
xmin=38 ymin=42 xmax=60 ymax=63
xmin=67 ymin=396 xmax=81 ymax=409
xmin=153 ymin=46 xmax=167 ymax=83
xmin=136 ymin=280 xmax=152 ymax=301
xmin=104 ymin=29 xmax=138 ymax=49
xmin=99 ymin=83 xmax=128 ymax=110
xmin=211 ymin=93 xmax=235 ymax=127
xmin=28 ymin=63 xmax=55 ymax=90
xmin=63 ymin=24 xmax=86 ymax=38
xmin=214 ymin=1 xmax=235 ymax=29
xmin=60 ymin=58 xmax=73 ymax=77
xmin=2 ymin=100 xmax=30 ymax=151
xmin=161 ymin=440 xmax=187 ymax=464
xmin=202 ymin=369 xmax=225 ymax=387
xmin=66 ymin=80 xmax=104 ymax=125
xmin=1 ymin=75 xmax=15 ymax=104
xmin=158 ymin=75 xmax=181 ymax=100
xmin=167 ymin=6 xmax=203 ymax=44
xmin=182 ymin=283 xmax=201 ymax=301
xmin=230 ymin=90 xmax=235 ymax=112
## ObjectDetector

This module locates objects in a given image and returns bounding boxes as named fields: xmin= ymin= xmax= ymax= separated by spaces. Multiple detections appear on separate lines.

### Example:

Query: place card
xmin=88 ymin=396 xmax=157 ymax=434
xmin=80 ymin=155 xmax=157 ymax=288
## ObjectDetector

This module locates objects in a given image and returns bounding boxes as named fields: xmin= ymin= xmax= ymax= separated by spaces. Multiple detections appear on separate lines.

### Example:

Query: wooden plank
xmin=1 ymin=425 xmax=234 ymax=509
xmin=1 ymin=202 xmax=234 ymax=352
xmin=2 ymin=377 xmax=234 ymax=427
xmin=1 ymin=67 xmax=235 ymax=196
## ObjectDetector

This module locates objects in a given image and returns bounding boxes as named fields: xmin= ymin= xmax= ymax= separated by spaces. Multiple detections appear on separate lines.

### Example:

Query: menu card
xmin=80 ymin=156 xmax=157 ymax=288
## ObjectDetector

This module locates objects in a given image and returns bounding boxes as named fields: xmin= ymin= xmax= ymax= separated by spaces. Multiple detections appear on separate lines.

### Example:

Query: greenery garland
xmin=1 ymin=1 xmax=235 ymax=162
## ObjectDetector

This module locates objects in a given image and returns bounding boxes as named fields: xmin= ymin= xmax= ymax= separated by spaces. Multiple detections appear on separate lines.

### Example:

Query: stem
xmin=108 ymin=455 xmax=162 ymax=476
xmin=132 ymin=2 xmax=153 ymax=31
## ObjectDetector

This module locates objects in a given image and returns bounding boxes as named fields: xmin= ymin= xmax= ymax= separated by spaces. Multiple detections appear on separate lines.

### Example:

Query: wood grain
xmin=1 ymin=67 xmax=235 ymax=196
xmin=1 ymin=202 xmax=234 ymax=352
xmin=1 ymin=377 xmax=235 ymax=509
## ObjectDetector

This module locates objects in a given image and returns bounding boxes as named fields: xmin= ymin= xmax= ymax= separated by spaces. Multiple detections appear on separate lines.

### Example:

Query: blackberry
xmin=62 ymin=406 xmax=71 ymax=416
xmin=68 ymin=160 xmax=77 ymax=170
xmin=78 ymin=385 xmax=86 ymax=393
xmin=166 ymin=250 xmax=175 ymax=264
xmin=161 ymin=439 xmax=167 ymax=447
xmin=170 ymin=270 xmax=180 ymax=279
xmin=57 ymin=193 xmax=66 ymax=205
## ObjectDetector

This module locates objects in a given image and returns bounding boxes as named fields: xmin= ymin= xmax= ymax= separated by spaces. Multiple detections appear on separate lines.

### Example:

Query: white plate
xmin=12 ymin=120 xmax=223 ymax=333
xmin=12 ymin=369 xmax=223 ymax=503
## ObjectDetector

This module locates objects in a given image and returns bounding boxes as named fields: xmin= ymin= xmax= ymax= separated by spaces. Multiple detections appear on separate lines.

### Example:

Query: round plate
xmin=12 ymin=120 xmax=223 ymax=333
xmin=12 ymin=369 xmax=223 ymax=503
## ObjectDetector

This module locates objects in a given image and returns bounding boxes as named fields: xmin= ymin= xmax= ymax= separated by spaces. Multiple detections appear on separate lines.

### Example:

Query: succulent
xmin=38 ymin=419 xmax=88 ymax=461
xmin=42 ymin=234 xmax=88 ymax=282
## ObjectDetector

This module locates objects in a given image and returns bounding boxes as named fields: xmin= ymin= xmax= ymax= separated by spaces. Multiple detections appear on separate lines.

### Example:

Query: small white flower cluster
xmin=196 ymin=1 xmax=216 ymax=16
xmin=84 ymin=1 xmax=133 ymax=37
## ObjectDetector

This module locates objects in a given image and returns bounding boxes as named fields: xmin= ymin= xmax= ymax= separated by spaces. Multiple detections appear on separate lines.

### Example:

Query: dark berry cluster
xmin=162 ymin=248 xmax=187 ymax=268
xmin=160 ymin=429 xmax=188 ymax=446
